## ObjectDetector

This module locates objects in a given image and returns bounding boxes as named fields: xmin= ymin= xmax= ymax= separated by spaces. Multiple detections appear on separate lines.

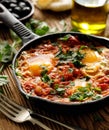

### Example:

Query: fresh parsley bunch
xmin=0 ymin=75 xmax=8 ymax=86
xmin=0 ymin=41 xmax=16 ymax=72
xmin=0 ymin=41 xmax=15 ymax=87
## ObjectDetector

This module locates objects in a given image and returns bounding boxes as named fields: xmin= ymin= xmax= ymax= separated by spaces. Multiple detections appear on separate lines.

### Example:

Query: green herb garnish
xmin=92 ymin=94 xmax=102 ymax=100
xmin=0 ymin=41 xmax=14 ymax=63
xmin=0 ymin=75 xmax=8 ymax=86
xmin=70 ymin=92 xmax=84 ymax=101
xmin=25 ymin=19 xmax=50 ymax=36
xmin=41 ymin=67 xmax=53 ymax=85
xmin=70 ymin=83 xmax=94 ymax=101
xmin=56 ymin=88 xmax=65 ymax=96
xmin=56 ymin=48 xmax=85 ymax=68
xmin=59 ymin=34 xmax=71 ymax=41
xmin=0 ymin=41 xmax=17 ymax=72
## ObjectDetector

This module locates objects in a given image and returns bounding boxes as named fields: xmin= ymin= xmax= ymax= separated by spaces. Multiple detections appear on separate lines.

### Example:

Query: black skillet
xmin=0 ymin=3 xmax=109 ymax=113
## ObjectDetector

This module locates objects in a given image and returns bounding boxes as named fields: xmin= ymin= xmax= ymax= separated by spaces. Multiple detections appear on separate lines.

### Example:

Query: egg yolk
xmin=81 ymin=63 xmax=100 ymax=76
xmin=28 ymin=54 xmax=54 ymax=76
xmin=81 ymin=49 xmax=101 ymax=64
xmin=80 ymin=48 xmax=102 ymax=76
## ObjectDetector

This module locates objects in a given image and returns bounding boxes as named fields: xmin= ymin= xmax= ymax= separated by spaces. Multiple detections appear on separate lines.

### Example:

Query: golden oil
xmin=71 ymin=0 xmax=108 ymax=34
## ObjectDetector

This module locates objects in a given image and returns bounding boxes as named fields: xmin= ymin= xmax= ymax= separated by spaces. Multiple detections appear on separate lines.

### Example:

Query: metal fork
xmin=0 ymin=93 xmax=52 ymax=130
xmin=0 ymin=93 xmax=84 ymax=130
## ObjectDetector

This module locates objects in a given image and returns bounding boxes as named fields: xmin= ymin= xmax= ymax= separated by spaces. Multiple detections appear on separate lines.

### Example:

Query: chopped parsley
xmin=59 ymin=34 xmax=72 ymax=41
xmin=69 ymin=83 xmax=101 ymax=101
xmin=41 ymin=67 xmax=53 ymax=85
xmin=56 ymin=88 xmax=65 ymax=96
xmin=56 ymin=48 xmax=85 ymax=68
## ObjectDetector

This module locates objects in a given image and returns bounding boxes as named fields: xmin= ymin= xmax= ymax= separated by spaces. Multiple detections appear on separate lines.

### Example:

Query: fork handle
xmin=28 ymin=117 xmax=52 ymax=130
xmin=30 ymin=112 xmax=84 ymax=130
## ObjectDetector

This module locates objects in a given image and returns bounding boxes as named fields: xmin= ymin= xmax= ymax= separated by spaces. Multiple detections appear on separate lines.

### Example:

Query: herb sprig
xmin=0 ymin=75 xmax=8 ymax=86
xmin=0 ymin=41 xmax=17 ymax=73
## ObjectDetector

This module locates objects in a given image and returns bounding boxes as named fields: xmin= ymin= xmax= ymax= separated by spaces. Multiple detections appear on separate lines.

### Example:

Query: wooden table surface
xmin=1 ymin=1 xmax=109 ymax=130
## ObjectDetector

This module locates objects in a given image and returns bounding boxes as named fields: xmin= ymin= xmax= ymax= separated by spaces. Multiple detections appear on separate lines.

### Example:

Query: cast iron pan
xmin=0 ymin=4 xmax=109 ymax=113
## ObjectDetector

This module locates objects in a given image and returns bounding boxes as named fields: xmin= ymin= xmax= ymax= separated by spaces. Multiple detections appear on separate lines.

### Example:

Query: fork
xmin=0 ymin=93 xmax=52 ymax=130
xmin=0 ymin=93 xmax=84 ymax=130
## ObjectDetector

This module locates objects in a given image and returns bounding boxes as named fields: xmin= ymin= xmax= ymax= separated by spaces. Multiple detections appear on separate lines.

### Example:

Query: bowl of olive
xmin=0 ymin=0 xmax=34 ymax=21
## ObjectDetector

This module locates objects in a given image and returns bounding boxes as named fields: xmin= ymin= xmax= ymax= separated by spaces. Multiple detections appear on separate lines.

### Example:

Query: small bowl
xmin=0 ymin=0 xmax=34 ymax=22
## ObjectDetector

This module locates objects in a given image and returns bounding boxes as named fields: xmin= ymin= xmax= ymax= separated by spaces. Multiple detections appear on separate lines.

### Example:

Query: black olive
xmin=10 ymin=0 xmax=17 ymax=3
xmin=1 ymin=0 xmax=10 ymax=7
xmin=12 ymin=12 xmax=20 ymax=19
xmin=22 ymin=6 xmax=31 ymax=15
xmin=1 ymin=0 xmax=10 ymax=3
xmin=8 ymin=8 xmax=13 ymax=12
xmin=1 ymin=0 xmax=8 ymax=3
xmin=9 ymin=3 xmax=17 ymax=8
xmin=14 ymin=6 xmax=22 ymax=14
xmin=18 ymin=2 xmax=26 ymax=8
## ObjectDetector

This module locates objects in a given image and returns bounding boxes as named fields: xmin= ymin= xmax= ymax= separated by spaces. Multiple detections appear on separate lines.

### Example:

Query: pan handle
xmin=0 ymin=4 xmax=38 ymax=44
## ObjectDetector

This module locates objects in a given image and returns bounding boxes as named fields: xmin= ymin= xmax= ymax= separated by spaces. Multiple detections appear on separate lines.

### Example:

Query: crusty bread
xmin=36 ymin=0 xmax=73 ymax=11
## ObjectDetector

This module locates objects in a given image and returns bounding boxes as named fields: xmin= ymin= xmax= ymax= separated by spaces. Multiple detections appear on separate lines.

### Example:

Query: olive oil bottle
xmin=71 ymin=0 xmax=108 ymax=34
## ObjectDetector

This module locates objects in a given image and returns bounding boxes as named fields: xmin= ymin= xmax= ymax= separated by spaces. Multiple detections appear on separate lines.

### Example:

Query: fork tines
xmin=0 ymin=93 xmax=21 ymax=118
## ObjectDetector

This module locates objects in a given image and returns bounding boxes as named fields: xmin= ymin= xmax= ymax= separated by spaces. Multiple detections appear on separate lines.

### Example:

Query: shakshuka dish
xmin=15 ymin=34 xmax=109 ymax=103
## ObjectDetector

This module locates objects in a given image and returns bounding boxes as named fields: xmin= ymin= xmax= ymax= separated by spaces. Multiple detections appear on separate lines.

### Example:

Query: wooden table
xmin=1 ymin=1 xmax=109 ymax=130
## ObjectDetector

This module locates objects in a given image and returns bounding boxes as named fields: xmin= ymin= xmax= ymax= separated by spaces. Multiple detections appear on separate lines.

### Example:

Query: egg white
xmin=28 ymin=54 xmax=55 ymax=76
